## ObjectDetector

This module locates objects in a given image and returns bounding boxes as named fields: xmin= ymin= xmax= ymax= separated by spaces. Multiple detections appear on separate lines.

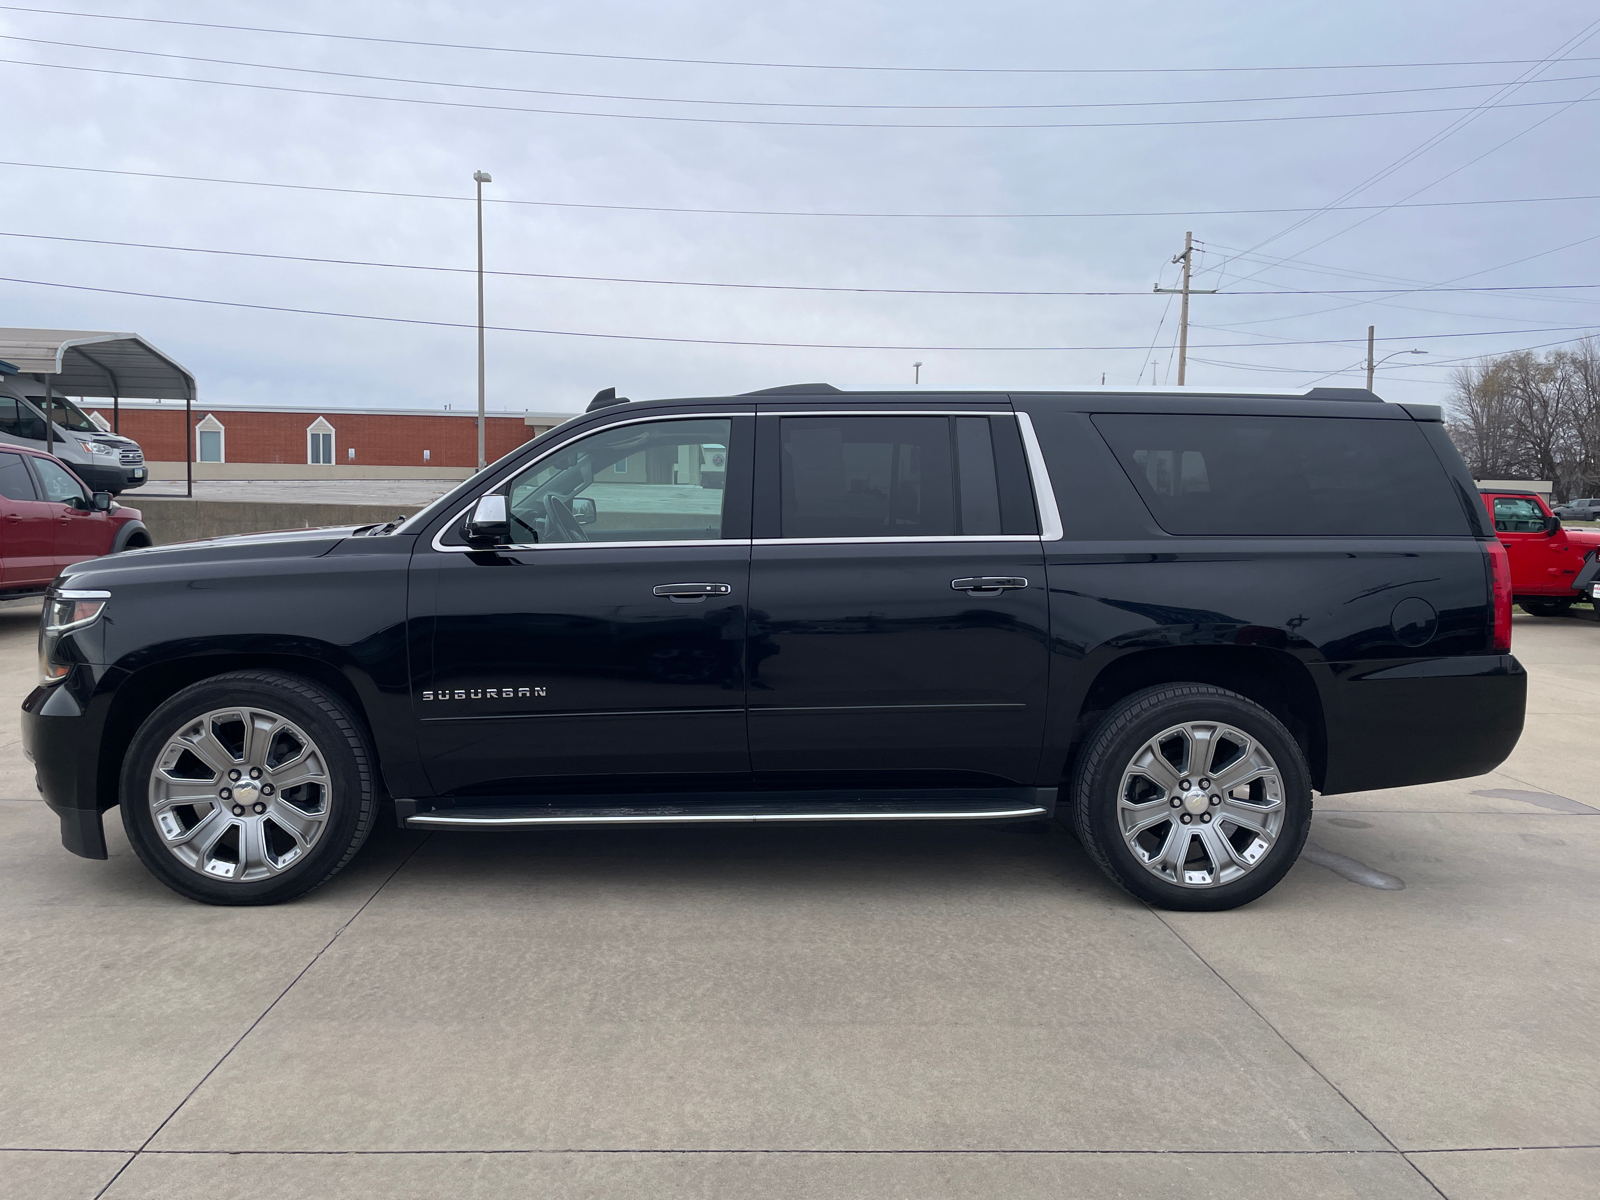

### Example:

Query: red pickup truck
xmin=1478 ymin=488 xmax=1600 ymax=617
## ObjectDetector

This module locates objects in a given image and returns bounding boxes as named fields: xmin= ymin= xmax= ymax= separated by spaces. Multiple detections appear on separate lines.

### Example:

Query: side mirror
xmin=571 ymin=497 xmax=597 ymax=526
xmin=464 ymin=494 xmax=512 ymax=547
xmin=67 ymin=494 xmax=91 ymax=512
xmin=91 ymin=491 xmax=113 ymax=512
xmin=1545 ymin=515 xmax=1563 ymax=536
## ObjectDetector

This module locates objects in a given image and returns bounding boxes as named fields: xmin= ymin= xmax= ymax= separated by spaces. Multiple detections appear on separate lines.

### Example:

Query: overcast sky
xmin=3 ymin=0 xmax=1598 ymax=416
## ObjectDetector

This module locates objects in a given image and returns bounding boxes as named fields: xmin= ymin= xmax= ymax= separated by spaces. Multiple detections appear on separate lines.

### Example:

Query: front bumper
xmin=21 ymin=673 xmax=116 ymax=859
xmin=72 ymin=461 xmax=146 ymax=494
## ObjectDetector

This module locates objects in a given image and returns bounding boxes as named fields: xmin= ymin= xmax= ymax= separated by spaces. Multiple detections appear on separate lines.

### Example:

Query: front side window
xmin=501 ymin=417 xmax=732 ymax=544
xmin=33 ymin=457 xmax=88 ymax=505
xmin=1492 ymin=496 xmax=1546 ymax=533
xmin=778 ymin=415 xmax=1003 ymax=539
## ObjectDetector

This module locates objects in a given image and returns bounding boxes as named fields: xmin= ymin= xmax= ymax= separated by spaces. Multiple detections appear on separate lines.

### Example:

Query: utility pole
xmin=1366 ymin=325 xmax=1376 ymax=391
xmin=1153 ymin=231 xmax=1217 ymax=385
xmin=473 ymin=169 xmax=492 ymax=469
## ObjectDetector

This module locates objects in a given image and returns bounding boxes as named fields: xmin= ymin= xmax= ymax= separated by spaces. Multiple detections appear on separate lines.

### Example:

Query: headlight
xmin=40 ymin=589 xmax=108 ymax=684
xmin=76 ymin=440 xmax=117 ymax=456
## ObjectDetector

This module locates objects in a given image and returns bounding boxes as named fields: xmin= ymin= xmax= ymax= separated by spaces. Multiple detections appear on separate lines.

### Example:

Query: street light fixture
xmin=474 ymin=170 xmax=492 ymax=469
xmin=913 ymin=361 xmax=923 ymax=385
xmin=1365 ymin=324 xmax=1426 ymax=390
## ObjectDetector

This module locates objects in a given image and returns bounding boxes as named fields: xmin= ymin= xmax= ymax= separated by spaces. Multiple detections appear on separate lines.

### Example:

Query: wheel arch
xmin=1063 ymin=646 xmax=1327 ymax=791
xmin=96 ymin=652 xmax=376 ymax=815
xmin=111 ymin=520 xmax=152 ymax=553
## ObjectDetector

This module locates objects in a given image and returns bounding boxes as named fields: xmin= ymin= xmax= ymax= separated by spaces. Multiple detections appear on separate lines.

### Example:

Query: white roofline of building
xmin=74 ymin=398 xmax=579 ymax=423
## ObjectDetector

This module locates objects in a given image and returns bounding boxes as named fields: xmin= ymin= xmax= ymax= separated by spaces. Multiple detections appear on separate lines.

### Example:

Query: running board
xmin=401 ymin=793 xmax=1052 ymax=830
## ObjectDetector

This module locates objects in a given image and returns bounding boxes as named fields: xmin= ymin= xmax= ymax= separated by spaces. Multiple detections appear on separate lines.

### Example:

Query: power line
xmin=7 ymin=56 xmax=1600 ymax=130
xmin=4 ymin=5 xmax=1598 ymax=76
xmin=9 ymin=34 xmax=1600 ymax=112
xmin=9 ymin=228 xmax=1600 ymax=298
xmin=5 ymin=159 xmax=1597 ymax=220
xmin=1203 ymin=18 xmax=1600 ymax=283
xmin=2 ymin=273 xmax=1592 ymax=351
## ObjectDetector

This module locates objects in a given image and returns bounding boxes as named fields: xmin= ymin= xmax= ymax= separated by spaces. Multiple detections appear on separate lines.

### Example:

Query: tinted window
xmin=1094 ymin=414 xmax=1470 ymax=537
xmin=0 ymin=452 xmax=38 ymax=500
xmin=504 ymin=417 xmax=731 ymax=544
xmin=1492 ymin=496 xmax=1545 ymax=533
xmin=33 ymin=457 xmax=87 ymax=505
xmin=779 ymin=415 xmax=1005 ymax=539
xmin=0 ymin=397 xmax=46 ymax=441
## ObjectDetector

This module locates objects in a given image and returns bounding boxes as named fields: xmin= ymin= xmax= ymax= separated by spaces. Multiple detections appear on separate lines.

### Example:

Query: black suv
xmin=23 ymin=384 xmax=1526 ymax=910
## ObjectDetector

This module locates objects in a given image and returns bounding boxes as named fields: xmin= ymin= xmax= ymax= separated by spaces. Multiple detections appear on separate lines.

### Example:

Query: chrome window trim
xmin=55 ymin=588 xmax=112 ymax=600
xmin=753 ymin=536 xmax=1037 ymax=546
xmin=426 ymin=411 xmax=753 ymax=554
xmin=423 ymin=406 xmax=1057 ymax=553
xmin=1014 ymin=411 xmax=1064 ymax=542
xmin=762 ymin=409 xmax=1010 ymax=417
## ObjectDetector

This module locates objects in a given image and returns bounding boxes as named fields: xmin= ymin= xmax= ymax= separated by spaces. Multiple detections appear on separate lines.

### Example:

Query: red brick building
xmin=83 ymin=402 xmax=571 ymax=475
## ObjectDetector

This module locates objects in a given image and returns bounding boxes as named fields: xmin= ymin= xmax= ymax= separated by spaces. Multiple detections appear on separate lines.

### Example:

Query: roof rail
xmin=740 ymin=383 xmax=843 ymax=396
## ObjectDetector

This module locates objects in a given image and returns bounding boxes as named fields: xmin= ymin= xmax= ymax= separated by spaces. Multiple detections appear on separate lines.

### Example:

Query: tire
xmin=1518 ymin=598 xmax=1573 ymax=618
xmin=119 ymin=670 xmax=379 ymax=905
xmin=1067 ymin=684 xmax=1312 ymax=912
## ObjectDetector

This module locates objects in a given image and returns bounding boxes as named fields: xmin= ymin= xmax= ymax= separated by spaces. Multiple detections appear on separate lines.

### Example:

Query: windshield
xmin=37 ymin=396 xmax=101 ymax=433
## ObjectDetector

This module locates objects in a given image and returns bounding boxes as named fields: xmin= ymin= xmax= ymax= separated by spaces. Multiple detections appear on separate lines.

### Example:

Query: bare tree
xmin=1446 ymin=336 xmax=1600 ymax=498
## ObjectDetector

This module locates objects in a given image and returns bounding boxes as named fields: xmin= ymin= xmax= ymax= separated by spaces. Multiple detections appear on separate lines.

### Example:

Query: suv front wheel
xmin=1068 ymin=685 xmax=1312 ymax=911
xmin=119 ymin=671 xmax=379 ymax=905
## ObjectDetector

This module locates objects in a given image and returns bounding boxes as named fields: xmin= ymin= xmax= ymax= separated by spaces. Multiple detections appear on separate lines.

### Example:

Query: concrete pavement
xmin=1 ymin=608 xmax=1596 ymax=1199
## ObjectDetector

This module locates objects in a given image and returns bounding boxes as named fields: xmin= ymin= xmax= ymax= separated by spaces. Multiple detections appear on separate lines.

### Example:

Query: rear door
xmin=30 ymin=456 xmax=108 ymax=569
xmin=0 ymin=451 xmax=56 ymax=588
xmin=746 ymin=407 xmax=1049 ymax=785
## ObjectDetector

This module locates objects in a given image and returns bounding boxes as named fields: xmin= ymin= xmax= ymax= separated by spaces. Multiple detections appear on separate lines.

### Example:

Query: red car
xmin=1478 ymin=488 xmax=1600 ymax=617
xmin=0 ymin=444 xmax=150 ymax=599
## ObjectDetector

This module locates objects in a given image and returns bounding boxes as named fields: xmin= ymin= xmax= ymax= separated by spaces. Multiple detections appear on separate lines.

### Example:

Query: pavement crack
xmin=1145 ymin=907 xmax=1449 ymax=1199
xmin=91 ymin=833 xmax=431 ymax=1199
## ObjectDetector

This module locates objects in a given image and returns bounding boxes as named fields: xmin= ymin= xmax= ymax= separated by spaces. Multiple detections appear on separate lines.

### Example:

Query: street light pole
xmin=1366 ymin=325 xmax=1376 ymax=391
xmin=913 ymin=361 xmax=922 ymax=385
xmin=473 ymin=169 xmax=492 ymax=470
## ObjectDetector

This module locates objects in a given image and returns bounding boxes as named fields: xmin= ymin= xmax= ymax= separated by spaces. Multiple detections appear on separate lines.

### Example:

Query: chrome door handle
xmin=653 ymin=583 xmax=733 ymax=601
xmin=951 ymin=576 xmax=1028 ymax=594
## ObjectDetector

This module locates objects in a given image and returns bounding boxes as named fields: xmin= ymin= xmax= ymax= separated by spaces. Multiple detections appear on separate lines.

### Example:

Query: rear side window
xmin=0 ymin=452 xmax=38 ymax=500
xmin=778 ymin=415 xmax=1006 ymax=538
xmin=1094 ymin=414 xmax=1470 ymax=536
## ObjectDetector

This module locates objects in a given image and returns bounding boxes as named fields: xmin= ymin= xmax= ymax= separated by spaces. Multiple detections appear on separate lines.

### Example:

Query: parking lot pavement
xmin=1 ymin=613 xmax=1595 ymax=1200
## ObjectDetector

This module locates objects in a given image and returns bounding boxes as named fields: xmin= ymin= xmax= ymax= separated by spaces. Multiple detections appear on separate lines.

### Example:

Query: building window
xmin=307 ymin=417 xmax=334 ymax=465
xmin=197 ymin=414 xmax=226 ymax=463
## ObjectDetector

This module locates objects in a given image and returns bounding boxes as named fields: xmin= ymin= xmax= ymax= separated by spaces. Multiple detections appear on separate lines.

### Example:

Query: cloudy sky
xmin=2 ymin=0 xmax=1598 ymax=416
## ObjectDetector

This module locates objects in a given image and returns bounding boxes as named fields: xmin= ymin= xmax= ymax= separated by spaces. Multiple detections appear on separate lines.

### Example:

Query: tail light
xmin=1485 ymin=540 xmax=1512 ymax=652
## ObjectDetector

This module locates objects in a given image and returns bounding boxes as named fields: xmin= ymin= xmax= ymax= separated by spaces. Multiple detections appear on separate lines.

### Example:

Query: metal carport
xmin=0 ymin=329 xmax=198 ymax=496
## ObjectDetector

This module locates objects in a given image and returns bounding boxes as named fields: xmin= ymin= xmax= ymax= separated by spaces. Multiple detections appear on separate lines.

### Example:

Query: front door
xmin=412 ymin=413 xmax=754 ymax=797
xmin=0 ymin=451 xmax=56 ymax=588
xmin=1488 ymin=494 xmax=1571 ymax=592
xmin=747 ymin=411 xmax=1050 ymax=786
xmin=30 ymin=456 xmax=109 ymax=571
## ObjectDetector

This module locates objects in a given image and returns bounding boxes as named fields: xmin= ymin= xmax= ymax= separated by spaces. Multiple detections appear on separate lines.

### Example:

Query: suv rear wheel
xmin=1067 ymin=685 xmax=1312 ymax=911
xmin=119 ymin=671 xmax=378 ymax=905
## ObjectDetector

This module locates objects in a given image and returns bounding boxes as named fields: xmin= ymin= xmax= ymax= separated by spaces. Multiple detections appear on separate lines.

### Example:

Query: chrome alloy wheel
xmin=147 ymin=706 xmax=331 ymax=883
xmin=1117 ymin=720 xmax=1285 ymax=889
